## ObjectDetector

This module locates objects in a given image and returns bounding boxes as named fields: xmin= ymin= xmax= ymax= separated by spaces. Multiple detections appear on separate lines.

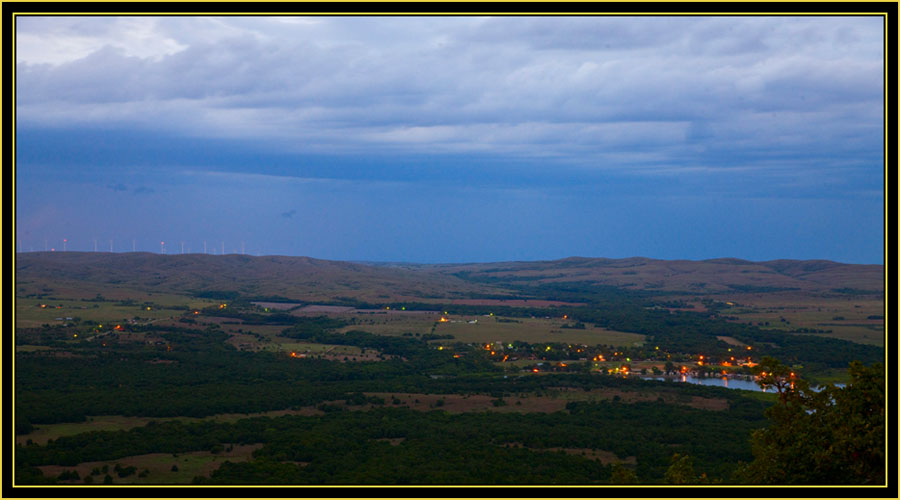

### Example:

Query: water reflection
xmin=642 ymin=375 xmax=845 ymax=393
xmin=644 ymin=375 xmax=766 ymax=392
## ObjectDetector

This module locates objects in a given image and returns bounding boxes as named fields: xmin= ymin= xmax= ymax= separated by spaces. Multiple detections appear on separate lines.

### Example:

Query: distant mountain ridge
xmin=15 ymin=252 xmax=883 ymax=302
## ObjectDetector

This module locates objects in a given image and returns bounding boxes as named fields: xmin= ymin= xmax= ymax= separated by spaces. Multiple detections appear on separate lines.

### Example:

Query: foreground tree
xmin=665 ymin=454 xmax=697 ymax=484
xmin=609 ymin=463 xmax=638 ymax=484
xmin=736 ymin=358 xmax=884 ymax=484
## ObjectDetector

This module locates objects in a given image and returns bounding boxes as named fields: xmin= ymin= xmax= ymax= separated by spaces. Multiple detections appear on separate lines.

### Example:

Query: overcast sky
xmin=15 ymin=16 xmax=884 ymax=263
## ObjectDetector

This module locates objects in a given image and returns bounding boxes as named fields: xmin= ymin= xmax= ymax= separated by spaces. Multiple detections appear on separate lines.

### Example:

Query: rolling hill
xmin=15 ymin=252 xmax=883 ymax=303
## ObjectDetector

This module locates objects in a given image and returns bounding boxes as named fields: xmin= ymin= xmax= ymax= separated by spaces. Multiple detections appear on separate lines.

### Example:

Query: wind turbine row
xmin=35 ymin=238 xmax=248 ymax=255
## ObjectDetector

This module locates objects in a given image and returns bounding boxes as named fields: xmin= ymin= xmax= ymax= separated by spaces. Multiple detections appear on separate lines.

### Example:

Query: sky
xmin=15 ymin=16 xmax=885 ymax=264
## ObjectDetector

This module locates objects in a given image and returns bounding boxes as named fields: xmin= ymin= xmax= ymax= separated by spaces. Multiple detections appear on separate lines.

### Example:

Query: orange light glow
xmin=562 ymin=315 xmax=568 ymax=320
xmin=560 ymin=363 xmax=567 ymax=367
xmin=439 ymin=317 xmax=449 ymax=323
xmin=290 ymin=352 xmax=297 ymax=358
xmin=532 ymin=368 xmax=539 ymax=373
xmin=502 ymin=355 xmax=509 ymax=362
xmin=40 ymin=304 xmax=47 ymax=308
xmin=193 ymin=311 xmax=200 ymax=315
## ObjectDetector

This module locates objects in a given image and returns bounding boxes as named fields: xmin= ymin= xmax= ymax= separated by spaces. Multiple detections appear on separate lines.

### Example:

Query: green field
xmin=433 ymin=316 xmax=645 ymax=346
xmin=15 ymin=296 xmax=218 ymax=329
xmin=709 ymin=295 xmax=884 ymax=347
xmin=338 ymin=314 xmax=645 ymax=347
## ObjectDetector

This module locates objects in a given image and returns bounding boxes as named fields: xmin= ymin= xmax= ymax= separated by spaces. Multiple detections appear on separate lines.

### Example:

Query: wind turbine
xmin=94 ymin=239 xmax=98 ymax=252
xmin=160 ymin=241 xmax=166 ymax=254
xmin=181 ymin=241 xmax=185 ymax=254
xmin=110 ymin=239 xmax=114 ymax=252
xmin=133 ymin=239 xmax=136 ymax=252
xmin=63 ymin=238 xmax=67 ymax=252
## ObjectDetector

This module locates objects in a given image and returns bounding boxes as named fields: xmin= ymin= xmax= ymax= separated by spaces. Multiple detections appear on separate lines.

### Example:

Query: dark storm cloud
xmin=16 ymin=16 xmax=883 ymax=180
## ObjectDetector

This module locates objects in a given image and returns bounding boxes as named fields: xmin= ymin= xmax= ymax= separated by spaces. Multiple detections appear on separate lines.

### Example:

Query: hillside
xmin=14 ymin=252 xmax=499 ymax=303
xmin=431 ymin=256 xmax=884 ymax=295
xmin=16 ymin=252 xmax=883 ymax=303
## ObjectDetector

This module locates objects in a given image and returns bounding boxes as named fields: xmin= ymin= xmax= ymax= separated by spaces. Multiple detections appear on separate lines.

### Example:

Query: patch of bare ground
xmin=251 ymin=301 xmax=304 ymax=311
xmin=715 ymin=336 xmax=746 ymax=346
xmin=501 ymin=443 xmax=636 ymax=465
xmin=338 ymin=389 xmax=728 ymax=413
xmin=549 ymin=387 xmax=729 ymax=411
xmin=18 ymin=410 xmax=325 ymax=446
xmin=38 ymin=443 xmax=263 ymax=484
xmin=364 ymin=393 xmax=568 ymax=413
xmin=49 ymin=350 xmax=82 ymax=358
xmin=375 ymin=437 xmax=406 ymax=446
xmin=318 ymin=352 xmax=388 ymax=362
xmin=442 ymin=299 xmax=585 ymax=307
xmin=293 ymin=305 xmax=357 ymax=314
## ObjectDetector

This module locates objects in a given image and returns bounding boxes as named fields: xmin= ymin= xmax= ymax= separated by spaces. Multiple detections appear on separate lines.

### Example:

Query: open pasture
xmin=260 ymin=341 xmax=365 ymax=356
xmin=15 ymin=295 xmax=217 ymax=329
xmin=336 ymin=315 xmax=436 ymax=337
xmin=702 ymin=292 xmax=884 ymax=347
xmin=432 ymin=316 xmax=645 ymax=346
xmin=339 ymin=313 xmax=645 ymax=346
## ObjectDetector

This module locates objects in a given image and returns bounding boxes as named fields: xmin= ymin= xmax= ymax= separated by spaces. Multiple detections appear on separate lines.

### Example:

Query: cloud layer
xmin=17 ymin=16 xmax=883 ymax=178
